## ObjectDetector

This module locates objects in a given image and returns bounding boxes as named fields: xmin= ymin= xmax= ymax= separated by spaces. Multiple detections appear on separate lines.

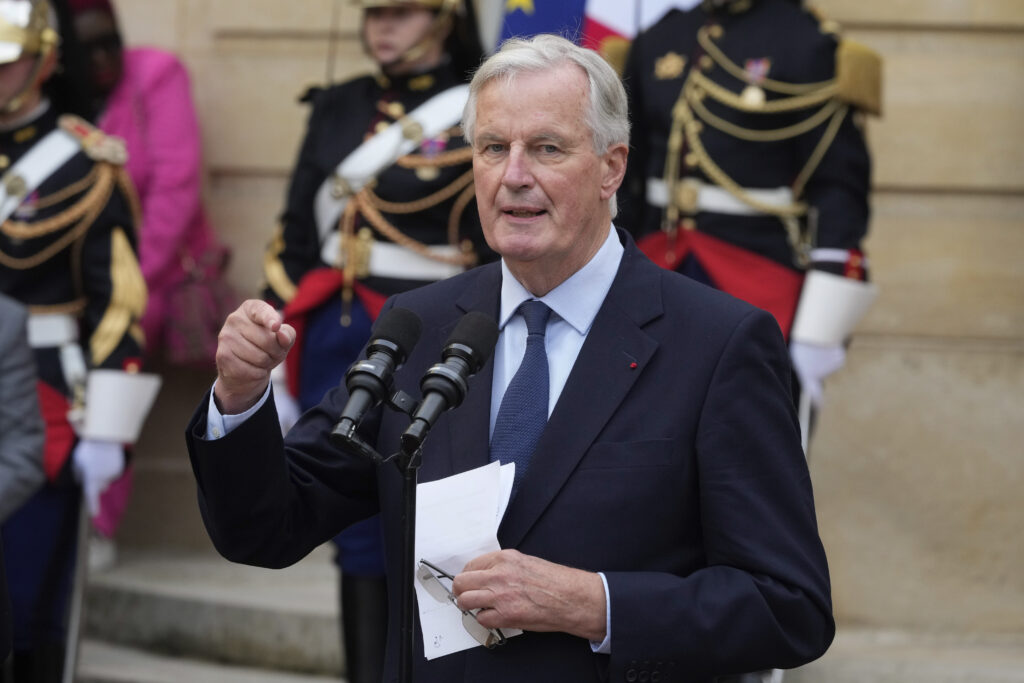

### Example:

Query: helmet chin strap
xmin=1 ymin=54 xmax=47 ymax=114
xmin=385 ymin=0 xmax=457 ymax=70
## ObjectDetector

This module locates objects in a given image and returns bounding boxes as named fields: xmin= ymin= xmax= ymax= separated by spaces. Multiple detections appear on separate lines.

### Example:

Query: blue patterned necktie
xmin=490 ymin=300 xmax=552 ymax=494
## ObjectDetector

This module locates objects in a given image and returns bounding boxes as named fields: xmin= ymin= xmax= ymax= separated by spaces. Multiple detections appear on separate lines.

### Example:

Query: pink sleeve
xmin=134 ymin=51 xmax=206 ymax=288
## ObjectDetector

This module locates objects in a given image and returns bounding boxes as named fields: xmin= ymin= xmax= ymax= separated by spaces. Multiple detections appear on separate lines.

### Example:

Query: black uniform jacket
xmin=0 ymin=106 xmax=145 ymax=477
xmin=620 ymin=0 xmax=871 ymax=271
xmin=265 ymin=62 xmax=492 ymax=306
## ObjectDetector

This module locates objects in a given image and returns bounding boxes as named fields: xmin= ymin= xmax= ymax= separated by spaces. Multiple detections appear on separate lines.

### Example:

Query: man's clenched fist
xmin=213 ymin=300 xmax=296 ymax=415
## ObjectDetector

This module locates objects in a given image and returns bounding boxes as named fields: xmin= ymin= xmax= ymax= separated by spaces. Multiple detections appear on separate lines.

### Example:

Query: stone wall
xmin=115 ymin=0 xmax=1024 ymax=638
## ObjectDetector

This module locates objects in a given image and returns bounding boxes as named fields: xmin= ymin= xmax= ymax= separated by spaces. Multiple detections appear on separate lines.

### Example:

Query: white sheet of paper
xmin=414 ymin=461 xmax=520 ymax=659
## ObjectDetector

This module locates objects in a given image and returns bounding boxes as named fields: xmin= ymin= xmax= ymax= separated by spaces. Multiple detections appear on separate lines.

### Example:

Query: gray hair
xmin=462 ymin=34 xmax=630 ymax=217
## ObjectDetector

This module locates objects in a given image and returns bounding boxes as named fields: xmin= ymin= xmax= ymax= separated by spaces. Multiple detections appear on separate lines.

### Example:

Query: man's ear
xmin=599 ymin=142 xmax=629 ymax=201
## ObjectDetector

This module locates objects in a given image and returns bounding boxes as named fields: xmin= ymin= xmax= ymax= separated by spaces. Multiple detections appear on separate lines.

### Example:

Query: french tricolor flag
xmin=582 ymin=0 xmax=701 ymax=66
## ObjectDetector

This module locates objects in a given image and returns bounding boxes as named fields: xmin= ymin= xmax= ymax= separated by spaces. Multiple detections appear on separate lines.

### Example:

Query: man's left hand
xmin=452 ymin=549 xmax=606 ymax=642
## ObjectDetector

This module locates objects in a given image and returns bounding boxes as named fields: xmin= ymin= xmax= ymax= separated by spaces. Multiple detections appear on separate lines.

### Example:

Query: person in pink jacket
xmin=70 ymin=0 xmax=228 ymax=564
xmin=72 ymin=0 xmax=225 ymax=355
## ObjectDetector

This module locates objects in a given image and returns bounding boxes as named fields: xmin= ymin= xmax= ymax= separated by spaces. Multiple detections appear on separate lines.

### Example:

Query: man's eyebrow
xmin=474 ymin=132 xmax=506 ymax=145
xmin=528 ymin=132 xmax=571 ymax=147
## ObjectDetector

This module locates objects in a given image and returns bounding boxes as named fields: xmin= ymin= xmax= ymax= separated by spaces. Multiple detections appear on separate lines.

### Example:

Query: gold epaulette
xmin=596 ymin=36 xmax=632 ymax=77
xmin=835 ymin=39 xmax=883 ymax=116
xmin=58 ymin=115 xmax=128 ymax=165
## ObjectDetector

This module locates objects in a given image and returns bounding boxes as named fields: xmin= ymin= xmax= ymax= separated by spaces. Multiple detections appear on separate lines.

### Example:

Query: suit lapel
xmin=438 ymin=264 xmax=502 ymax=481
xmin=498 ymin=240 xmax=665 ymax=548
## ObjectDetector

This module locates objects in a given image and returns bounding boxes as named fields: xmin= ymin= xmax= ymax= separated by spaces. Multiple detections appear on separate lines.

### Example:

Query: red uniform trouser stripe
xmin=36 ymin=380 xmax=75 ymax=482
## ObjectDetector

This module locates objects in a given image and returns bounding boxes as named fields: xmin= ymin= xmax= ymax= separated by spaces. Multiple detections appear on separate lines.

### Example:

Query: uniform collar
xmin=702 ymin=0 xmax=758 ymax=16
xmin=0 ymin=98 xmax=51 ymax=134
xmin=0 ymin=99 xmax=56 ymax=151
xmin=374 ymin=59 xmax=460 ymax=95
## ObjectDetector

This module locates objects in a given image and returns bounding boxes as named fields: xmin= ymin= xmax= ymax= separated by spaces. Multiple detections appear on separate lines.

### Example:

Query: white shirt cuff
xmin=205 ymin=380 xmax=272 ymax=440
xmin=589 ymin=571 xmax=612 ymax=654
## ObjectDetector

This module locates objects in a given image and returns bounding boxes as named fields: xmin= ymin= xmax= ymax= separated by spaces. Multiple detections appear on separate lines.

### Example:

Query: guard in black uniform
xmin=621 ymin=0 xmax=881 ymax=443
xmin=261 ymin=1 xmax=487 ymax=681
xmin=1 ymin=2 xmax=154 ymax=680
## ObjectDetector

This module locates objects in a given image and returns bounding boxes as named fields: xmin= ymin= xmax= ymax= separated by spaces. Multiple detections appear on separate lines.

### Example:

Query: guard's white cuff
xmin=81 ymin=370 xmax=162 ymax=443
xmin=791 ymin=270 xmax=878 ymax=346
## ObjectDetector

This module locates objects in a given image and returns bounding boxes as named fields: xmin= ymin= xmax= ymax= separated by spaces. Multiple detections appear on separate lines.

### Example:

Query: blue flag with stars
xmin=499 ymin=0 xmax=588 ymax=44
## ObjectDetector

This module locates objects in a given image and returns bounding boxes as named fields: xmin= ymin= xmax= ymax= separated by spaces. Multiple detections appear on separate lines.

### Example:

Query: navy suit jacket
xmin=187 ymin=230 xmax=833 ymax=683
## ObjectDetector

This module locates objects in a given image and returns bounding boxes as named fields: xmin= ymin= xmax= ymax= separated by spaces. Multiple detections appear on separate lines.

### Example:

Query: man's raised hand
xmin=213 ymin=300 xmax=296 ymax=415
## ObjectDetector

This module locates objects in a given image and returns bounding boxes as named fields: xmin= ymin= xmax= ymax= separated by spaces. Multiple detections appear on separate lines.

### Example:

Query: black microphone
xmin=330 ymin=307 xmax=422 ymax=448
xmin=401 ymin=312 xmax=499 ymax=453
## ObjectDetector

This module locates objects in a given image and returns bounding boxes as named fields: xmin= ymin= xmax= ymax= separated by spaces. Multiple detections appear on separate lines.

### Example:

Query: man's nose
xmin=501 ymin=147 xmax=534 ymax=189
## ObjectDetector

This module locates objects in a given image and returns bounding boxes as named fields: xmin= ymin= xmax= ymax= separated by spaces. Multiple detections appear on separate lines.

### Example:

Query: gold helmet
xmin=0 ymin=0 xmax=59 ymax=113
xmin=0 ymin=0 xmax=57 ymax=66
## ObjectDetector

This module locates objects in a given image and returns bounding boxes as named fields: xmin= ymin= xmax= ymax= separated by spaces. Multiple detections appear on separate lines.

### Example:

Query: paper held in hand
xmin=414 ymin=460 xmax=522 ymax=659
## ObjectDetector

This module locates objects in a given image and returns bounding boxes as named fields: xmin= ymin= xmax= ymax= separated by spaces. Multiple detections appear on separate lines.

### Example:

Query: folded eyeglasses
xmin=416 ymin=559 xmax=507 ymax=649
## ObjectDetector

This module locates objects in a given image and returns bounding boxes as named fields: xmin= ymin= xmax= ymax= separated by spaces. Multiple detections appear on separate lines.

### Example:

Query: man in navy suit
xmin=187 ymin=34 xmax=833 ymax=683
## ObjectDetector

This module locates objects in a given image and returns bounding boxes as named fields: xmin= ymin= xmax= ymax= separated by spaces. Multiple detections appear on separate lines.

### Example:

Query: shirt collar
xmin=498 ymin=224 xmax=624 ymax=334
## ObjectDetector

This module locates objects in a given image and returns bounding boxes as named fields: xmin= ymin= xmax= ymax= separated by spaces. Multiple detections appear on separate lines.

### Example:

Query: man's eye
xmin=540 ymin=145 xmax=560 ymax=154
xmin=485 ymin=143 xmax=506 ymax=154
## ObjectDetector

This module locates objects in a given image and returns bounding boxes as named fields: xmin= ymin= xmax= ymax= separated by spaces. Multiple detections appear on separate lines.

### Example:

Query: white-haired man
xmin=187 ymin=35 xmax=833 ymax=682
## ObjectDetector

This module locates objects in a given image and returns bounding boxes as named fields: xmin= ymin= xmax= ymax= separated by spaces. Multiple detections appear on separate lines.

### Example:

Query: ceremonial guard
xmin=1 ymin=1 xmax=156 ymax=680
xmin=261 ymin=1 xmax=487 ymax=681
xmin=621 ymin=0 xmax=881 ymax=440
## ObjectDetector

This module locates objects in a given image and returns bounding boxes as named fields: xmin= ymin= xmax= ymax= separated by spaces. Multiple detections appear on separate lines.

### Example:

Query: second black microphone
xmin=401 ymin=312 xmax=499 ymax=453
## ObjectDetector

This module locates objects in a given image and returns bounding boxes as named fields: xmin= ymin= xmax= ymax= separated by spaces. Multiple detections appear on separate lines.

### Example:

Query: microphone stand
xmin=396 ymin=437 xmax=422 ymax=683
xmin=330 ymin=312 xmax=496 ymax=683
xmin=330 ymin=389 xmax=422 ymax=683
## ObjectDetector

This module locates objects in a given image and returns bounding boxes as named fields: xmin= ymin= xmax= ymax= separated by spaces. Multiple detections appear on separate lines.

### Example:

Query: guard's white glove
xmin=72 ymin=439 xmax=125 ymax=516
xmin=789 ymin=341 xmax=846 ymax=409
xmin=271 ymin=365 xmax=302 ymax=435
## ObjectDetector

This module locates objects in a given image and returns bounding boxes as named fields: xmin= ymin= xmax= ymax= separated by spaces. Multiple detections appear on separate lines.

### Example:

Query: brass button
xmin=684 ymin=153 xmax=699 ymax=168
xmin=4 ymin=173 xmax=27 ymax=199
xmin=330 ymin=175 xmax=353 ymax=199
xmin=0 ymin=154 xmax=8 ymax=170
xmin=415 ymin=165 xmax=440 ymax=181
xmin=708 ymin=24 xmax=724 ymax=39
xmin=400 ymin=118 xmax=423 ymax=143
xmin=699 ymin=55 xmax=713 ymax=71
xmin=675 ymin=183 xmax=699 ymax=213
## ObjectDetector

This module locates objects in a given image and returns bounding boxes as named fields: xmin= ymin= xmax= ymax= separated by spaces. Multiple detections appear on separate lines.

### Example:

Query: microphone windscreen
xmin=446 ymin=312 xmax=499 ymax=364
xmin=372 ymin=307 xmax=423 ymax=359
